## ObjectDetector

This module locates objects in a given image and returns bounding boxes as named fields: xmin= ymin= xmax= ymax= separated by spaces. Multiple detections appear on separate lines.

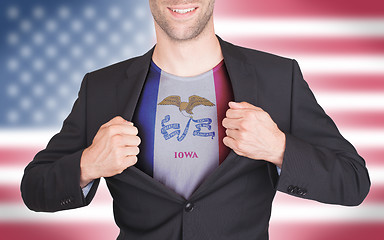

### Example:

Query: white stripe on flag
xmin=339 ymin=129 xmax=384 ymax=148
xmin=295 ymin=55 xmax=384 ymax=74
xmin=0 ymin=128 xmax=58 ymax=147
xmin=215 ymin=18 xmax=384 ymax=37
xmin=315 ymin=92 xmax=384 ymax=112
xmin=0 ymin=204 xmax=114 ymax=223
xmin=271 ymin=203 xmax=384 ymax=223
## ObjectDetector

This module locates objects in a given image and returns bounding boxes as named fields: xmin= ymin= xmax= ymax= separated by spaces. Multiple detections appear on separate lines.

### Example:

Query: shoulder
xmin=86 ymin=55 xmax=141 ymax=83
xmin=220 ymin=38 xmax=294 ymax=70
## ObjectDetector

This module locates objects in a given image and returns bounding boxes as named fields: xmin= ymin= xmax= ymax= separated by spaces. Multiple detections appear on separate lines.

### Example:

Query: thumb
xmin=228 ymin=101 xmax=258 ymax=110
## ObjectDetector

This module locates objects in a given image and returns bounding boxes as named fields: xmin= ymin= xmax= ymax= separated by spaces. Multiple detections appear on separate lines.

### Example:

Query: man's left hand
xmin=222 ymin=102 xmax=285 ymax=168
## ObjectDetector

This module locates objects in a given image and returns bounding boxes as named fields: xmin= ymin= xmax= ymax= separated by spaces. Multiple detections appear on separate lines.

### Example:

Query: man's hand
xmin=80 ymin=116 xmax=140 ymax=188
xmin=222 ymin=102 xmax=285 ymax=168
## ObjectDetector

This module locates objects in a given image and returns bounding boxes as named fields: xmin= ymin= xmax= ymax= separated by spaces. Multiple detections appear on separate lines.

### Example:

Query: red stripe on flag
xmin=215 ymin=0 xmax=384 ymax=17
xmin=0 ymin=185 xmax=22 ymax=203
xmin=0 ymin=223 xmax=119 ymax=240
xmin=327 ymin=111 xmax=384 ymax=128
xmin=226 ymin=37 xmax=384 ymax=55
xmin=358 ymin=148 xmax=384 ymax=166
xmin=0 ymin=147 xmax=40 ymax=166
xmin=270 ymin=222 xmax=384 ymax=240
xmin=0 ymin=222 xmax=383 ymax=240
xmin=306 ymin=74 xmax=384 ymax=92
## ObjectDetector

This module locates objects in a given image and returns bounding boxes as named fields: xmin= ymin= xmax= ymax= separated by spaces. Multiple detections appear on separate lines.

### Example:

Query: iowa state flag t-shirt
xmin=133 ymin=60 xmax=234 ymax=199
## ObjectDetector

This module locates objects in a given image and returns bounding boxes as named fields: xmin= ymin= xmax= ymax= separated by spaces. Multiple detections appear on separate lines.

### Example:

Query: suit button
xmin=287 ymin=185 xmax=295 ymax=194
xmin=298 ymin=188 xmax=307 ymax=196
xmin=185 ymin=202 xmax=194 ymax=212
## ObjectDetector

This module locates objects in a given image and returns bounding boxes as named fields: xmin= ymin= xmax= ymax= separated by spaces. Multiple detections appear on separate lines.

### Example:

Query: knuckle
xmin=111 ymin=134 xmax=122 ymax=144
xmin=239 ymin=120 xmax=248 ymax=130
xmin=128 ymin=155 xmax=138 ymax=165
xmin=238 ymin=131 xmax=247 ymax=140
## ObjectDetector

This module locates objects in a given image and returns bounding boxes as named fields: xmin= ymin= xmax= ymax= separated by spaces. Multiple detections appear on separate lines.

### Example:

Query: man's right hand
xmin=80 ymin=116 xmax=140 ymax=188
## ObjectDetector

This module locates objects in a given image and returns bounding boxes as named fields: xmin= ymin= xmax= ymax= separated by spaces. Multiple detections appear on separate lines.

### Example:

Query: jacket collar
xmin=117 ymin=36 xmax=259 ymax=121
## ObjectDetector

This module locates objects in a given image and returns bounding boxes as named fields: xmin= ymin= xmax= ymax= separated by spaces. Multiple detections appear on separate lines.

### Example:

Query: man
xmin=21 ymin=0 xmax=370 ymax=239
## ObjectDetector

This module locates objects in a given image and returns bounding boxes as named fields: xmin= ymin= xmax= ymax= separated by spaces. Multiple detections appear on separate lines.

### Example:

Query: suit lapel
xmin=218 ymin=37 xmax=259 ymax=105
xmin=116 ymin=47 xmax=154 ymax=121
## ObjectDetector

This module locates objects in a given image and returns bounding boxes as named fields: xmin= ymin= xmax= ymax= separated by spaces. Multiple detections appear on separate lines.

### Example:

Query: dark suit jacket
xmin=21 ymin=37 xmax=370 ymax=240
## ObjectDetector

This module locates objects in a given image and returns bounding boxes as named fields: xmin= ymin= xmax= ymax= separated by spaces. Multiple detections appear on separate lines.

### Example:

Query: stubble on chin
xmin=151 ymin=0 xmax=215 ymax=42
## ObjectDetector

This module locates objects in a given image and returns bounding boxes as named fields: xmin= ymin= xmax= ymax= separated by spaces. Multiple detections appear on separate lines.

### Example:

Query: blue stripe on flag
xmin=133 ymin=62 xmax=161 ymax=176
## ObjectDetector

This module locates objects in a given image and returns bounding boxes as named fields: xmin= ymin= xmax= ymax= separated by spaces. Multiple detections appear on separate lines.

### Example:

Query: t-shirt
xmin=133 ymin=60 xmax=234 ymax=199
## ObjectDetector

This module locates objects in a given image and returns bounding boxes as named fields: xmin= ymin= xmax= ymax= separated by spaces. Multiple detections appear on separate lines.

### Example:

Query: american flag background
xmin=0 ymin=0 xmax=383 ymax=239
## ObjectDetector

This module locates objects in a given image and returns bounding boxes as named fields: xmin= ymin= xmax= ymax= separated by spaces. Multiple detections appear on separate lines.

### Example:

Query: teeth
xmin=172 ymin=8 xmax=196 ymax=14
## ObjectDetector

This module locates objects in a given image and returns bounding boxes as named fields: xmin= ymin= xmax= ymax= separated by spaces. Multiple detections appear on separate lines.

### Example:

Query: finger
xmin=104 ymin=124 xmax=139 ymax=136
xmin=118 ymin=135 xmax=141 ymax=147
xmin=103 ymin=116 xmax=133 ymax=128
xmin=225 ymin=129 xmax=242 ymax=140
xmin=122 ymin=146 xmax=140 ymax=156
xmin=124 ymin=155 xmax=138 ymax=167
xmin=226 ymin=108 xmax=249 ymax=119
xmin=229 ymin=101 xmax=262 ymax=111
xmin=223 ymin=136 xmax=246 ymax=157
xmin=222 ymin=118 xmax=242 ymax=130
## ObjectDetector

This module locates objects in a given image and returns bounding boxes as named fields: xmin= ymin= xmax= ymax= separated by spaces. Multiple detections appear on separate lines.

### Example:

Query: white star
xmin=20 ymin=45 xmax=32 ymax=58
xmin=58 ymin=6 xmax=70 ymax=19
xmin=7 ymin=58 xmax=19 ymax=71
xmin=109 ymin=6 xmax=121 ymax=19
xmin=20 ymin=72 xmax=32 ymax=84
xmin=33 ymin=32 xmax=45 ymax=45
xmin=46 ymin=19 xmax=57 ymax=32
xmin=33 ymin=111 xmax=44 ymax=123
xmin=58 ymin=32 xmax=70 ymax=45
xmin=20 ymin=19 xmax=32 ymax=32
xmin=109 ymin=33 xmax=121 ymax=44
xmin=7 ymin=32 xmax=19 ymax=45
xmin=45 ymin=72 xmax=57 ymax=84
xmin=33 ymin=58 xmax=45 ymax=71
xmin=71 ymin=45 xmax=83 ymax=58
xmin=122 ymin=20 xmax=133 ymax=32
xmin=58 ymin=58 xmax=70 ymax=71
xmin=96 ymin=46 xmax=107 ymax=58
xmin=7 ymin=6 xmax=19 ymax=20
xmin=135 ymin=7 xmax=147 ymax=19
xmin=45 ymin=97 xmax=57 ymax=110
xmin=33 ymin=6 xmax=45 ymax=19
xmin=71 ymin=19 xmax=83 ymax=32
xmin=20 ymin=97 xmax=32 ymax=110
xmin=96 ymin=20 xmax=108 ymax=32
xmin=32 ymin=84 xmax=44 ymax=97
xmin=84 ymin=6 xmax=96 ymax=19
xmin=83 ymin=32 xmax=95 ymax=44
xmin=7 ymin=84 xmax=19 ymax=97
xmin=45 ymin=45 xmax=58 ymax=58
xmin=7 ymin=110 xmax=19 ymax=123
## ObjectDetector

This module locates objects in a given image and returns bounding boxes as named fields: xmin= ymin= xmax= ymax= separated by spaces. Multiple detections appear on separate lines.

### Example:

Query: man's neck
xmin=152 ymin=23 xmax=223 ymax=77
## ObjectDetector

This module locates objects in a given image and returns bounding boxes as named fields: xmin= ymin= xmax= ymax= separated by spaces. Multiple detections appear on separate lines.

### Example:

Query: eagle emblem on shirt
xmin=158 ymin=95 xmax=215 ymax=116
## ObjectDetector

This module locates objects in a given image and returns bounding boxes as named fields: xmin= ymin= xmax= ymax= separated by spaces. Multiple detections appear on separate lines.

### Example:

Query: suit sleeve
xmin=20 ymin=74 xmax=100 ymax=212
xmin=276 ymin=59 xmax=370 ymax=206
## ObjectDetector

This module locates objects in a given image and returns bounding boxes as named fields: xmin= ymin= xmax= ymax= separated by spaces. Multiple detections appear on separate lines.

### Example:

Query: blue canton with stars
xmin=0 ymin=0 xmax=154 ymax=128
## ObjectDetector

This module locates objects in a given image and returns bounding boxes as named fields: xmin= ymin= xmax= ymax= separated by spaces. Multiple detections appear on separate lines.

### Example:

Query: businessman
xmin=21 ymin=0 xmax=371 ymax=239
